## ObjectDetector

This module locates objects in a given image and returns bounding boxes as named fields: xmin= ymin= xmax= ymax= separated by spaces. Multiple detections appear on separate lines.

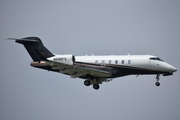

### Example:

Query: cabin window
xmin=128 ymin=60 xmax=131 ymax=64
xmin=109 ymin=60 xmax=112 ymax=64
xmin=115 ymin=60 xmax=118 ymax=64
xmin=95 ymin=60 xmax=98 ymax=64
xmin=102 ymin=60 xmax=105 ymax=66
xmin=122 ymin=60 xmax=124 ymax=64
xmin=102 ymin=60 xmax=105 ymax=64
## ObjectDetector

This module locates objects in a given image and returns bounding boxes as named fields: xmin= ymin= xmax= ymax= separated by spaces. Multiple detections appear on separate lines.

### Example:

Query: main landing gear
xmin=84 ymin=80 xmax=100 ymax=90
xmin=84 ymin=80 xmax=90 ymax=86
xmin=155 ymin=74 xmax=160 ymax=87
xmin=93 ymin=84 xmax=100 ymax=90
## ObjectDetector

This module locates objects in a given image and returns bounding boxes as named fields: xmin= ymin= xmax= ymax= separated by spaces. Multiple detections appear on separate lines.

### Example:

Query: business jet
xmin=7 ymin=37 xmax=177 ymax=90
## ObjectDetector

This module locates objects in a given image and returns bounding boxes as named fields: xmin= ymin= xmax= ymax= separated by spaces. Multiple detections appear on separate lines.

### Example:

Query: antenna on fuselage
xmin=127 ymin=53 xmax=130 ymax=55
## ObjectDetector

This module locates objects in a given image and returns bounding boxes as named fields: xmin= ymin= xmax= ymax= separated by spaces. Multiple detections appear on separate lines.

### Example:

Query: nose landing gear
xmin=155 ymin=74 xmax=160 ymax=86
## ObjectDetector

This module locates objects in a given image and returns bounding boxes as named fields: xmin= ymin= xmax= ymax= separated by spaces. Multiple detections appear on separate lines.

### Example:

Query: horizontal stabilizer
xmin=6 ymin=37 xmax=38 ymax=42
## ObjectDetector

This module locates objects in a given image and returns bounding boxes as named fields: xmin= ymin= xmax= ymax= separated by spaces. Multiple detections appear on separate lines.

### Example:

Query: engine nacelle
xmin=47 ymin=54 xmax=75 ymax=65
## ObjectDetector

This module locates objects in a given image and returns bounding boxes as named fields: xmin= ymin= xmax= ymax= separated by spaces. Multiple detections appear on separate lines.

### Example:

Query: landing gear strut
xmin=155 ymin=74 xmax=160 ymax=86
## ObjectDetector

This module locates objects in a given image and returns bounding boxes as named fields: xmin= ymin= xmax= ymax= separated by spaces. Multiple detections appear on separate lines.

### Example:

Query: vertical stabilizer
xmin=7 ymin=37 xmax=54 ymax=61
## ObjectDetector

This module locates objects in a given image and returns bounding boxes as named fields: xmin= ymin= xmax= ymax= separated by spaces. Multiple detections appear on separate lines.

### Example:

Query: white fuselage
xmin=47 ymin=54 xmax=177 ymax=79
xmin=74 ymin=55 xmax=176 ymax=73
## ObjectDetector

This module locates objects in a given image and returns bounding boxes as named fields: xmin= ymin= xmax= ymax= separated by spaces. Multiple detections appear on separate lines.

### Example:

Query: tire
xmin=93 ymin=84 xmax=100 ymax=90
xmin=155 ymin=82 xmax=160 ymax=86
xmin=84 ymin=80 xmax=90 ymax=86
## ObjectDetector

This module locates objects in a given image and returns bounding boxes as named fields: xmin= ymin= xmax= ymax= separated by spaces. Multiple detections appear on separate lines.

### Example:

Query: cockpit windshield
xmin=149 ymin=57 xmax=164 ymax=62
xmin=156 ymin=57 xmax=164 ymax=61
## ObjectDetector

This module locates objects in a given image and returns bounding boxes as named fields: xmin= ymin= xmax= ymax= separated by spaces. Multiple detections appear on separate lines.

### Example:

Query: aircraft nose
xmin=171 ymin=66 xmax=177 ymax=72
xmin=165 ymin=63 xmax=177 ymax=72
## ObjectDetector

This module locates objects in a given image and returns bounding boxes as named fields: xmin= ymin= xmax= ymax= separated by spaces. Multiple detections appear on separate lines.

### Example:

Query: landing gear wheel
xmin=93 ymin=84 xmax=100 ymax=90
xmin=84 ymin=80 xmax=90 ymax=86
xmin=155 ymin=82 xmax=160 ymax=86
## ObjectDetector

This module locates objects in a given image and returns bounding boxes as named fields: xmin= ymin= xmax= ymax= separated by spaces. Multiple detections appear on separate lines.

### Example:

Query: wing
xmin=45 ymin=60 xmax=112 ymax=79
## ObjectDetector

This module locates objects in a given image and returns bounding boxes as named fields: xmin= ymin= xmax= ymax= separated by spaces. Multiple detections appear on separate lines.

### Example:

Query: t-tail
xmin=7 ymin=37 xmax=54 ymax=61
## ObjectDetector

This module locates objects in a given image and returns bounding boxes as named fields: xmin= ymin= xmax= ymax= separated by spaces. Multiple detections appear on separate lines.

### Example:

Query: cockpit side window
xmin=150 ymin=57 xmax=156 ymax=60
xmin=150 ymin=57 xmax=164 ymax=62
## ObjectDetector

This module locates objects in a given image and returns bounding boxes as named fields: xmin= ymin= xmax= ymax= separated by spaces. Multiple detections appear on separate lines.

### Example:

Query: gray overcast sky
xmin=0 ymin=0 xmax=180 ymax=120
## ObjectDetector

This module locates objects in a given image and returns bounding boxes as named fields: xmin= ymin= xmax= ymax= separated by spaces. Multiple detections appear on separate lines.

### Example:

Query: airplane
xmin=7 ymin=37 xmax=177 ymax=90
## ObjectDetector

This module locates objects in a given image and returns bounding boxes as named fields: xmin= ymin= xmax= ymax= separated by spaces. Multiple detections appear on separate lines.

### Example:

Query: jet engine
xmin=47 ymin=54 xmax=75 ymax=65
